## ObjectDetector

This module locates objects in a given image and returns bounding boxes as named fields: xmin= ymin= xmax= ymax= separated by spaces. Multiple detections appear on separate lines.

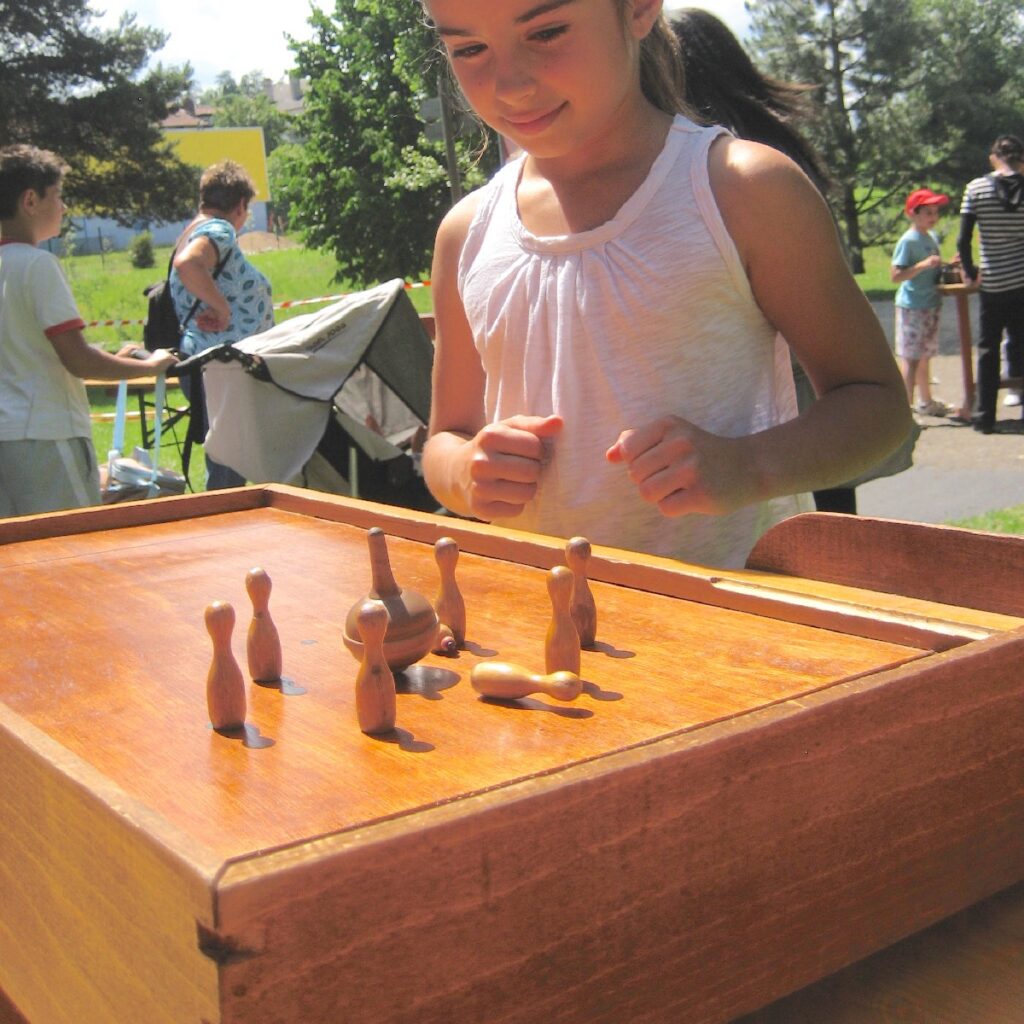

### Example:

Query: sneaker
xmin=915 ymin=399 xmax=948 ymax=417
xmin=1004 ymin=391 xmax=1022 ymax=407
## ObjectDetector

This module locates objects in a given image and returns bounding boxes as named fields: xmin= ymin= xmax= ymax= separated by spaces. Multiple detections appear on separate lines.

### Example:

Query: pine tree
xmin=0 ymin=0 xmax=196 ymax=224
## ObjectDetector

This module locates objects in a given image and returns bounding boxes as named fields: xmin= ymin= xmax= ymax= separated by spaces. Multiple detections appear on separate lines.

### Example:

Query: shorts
xmin=895 ymin=306 xmax=941 ymax=360
xmin=0 ymin=437 xmax=101 ymax=517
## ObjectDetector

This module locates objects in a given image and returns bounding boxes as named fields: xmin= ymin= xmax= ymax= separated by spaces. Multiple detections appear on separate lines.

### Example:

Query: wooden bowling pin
xmin=545 ymin=565 xmax=580 ymax=675
xmin=434 ymin=536 xmax=466 ymax=647
xmin=565 ymin=536 xmax=597 ymax=648
xmin=471 ymin=662 xmax=582 ymax=702
xmin=245 ymin=567 xmax=282 ymax=683
xmin=205 ymin=601 xmax=247 ymax=730
xmin=354 ymin=601 xmax=396 ymax=735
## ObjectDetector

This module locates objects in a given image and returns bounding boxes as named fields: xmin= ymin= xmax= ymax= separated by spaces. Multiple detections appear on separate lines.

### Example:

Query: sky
xmin=88 ymin=1 xmax=751 ymax=91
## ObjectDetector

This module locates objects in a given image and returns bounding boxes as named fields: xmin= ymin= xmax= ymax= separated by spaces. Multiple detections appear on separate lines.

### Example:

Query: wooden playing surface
xmin=0 ymin=504 xmax=928 ymax=864
xmin=2 ymin=490 xmax=1022 ymax=1024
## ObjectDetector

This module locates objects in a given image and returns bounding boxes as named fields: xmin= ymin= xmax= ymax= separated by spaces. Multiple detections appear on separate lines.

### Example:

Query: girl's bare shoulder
xmin=435 ymin=188 xmax=485 ymax=251
xmin=708 ymin=135 xmax=818 ymax=205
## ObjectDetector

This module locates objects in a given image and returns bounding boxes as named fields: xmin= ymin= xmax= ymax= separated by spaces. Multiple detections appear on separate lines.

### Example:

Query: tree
xmin=914 ymin=0 xmax=1024 ymax=191
xmin=0 ymin=0 xmax=197 ymax=225
xmin=285 ymin=0 xmax=494 ymax=285
xmin=747 ymin=0 xmax=1024 ymax=270
xmin=214 ymin=93 xmax=294 ymax=154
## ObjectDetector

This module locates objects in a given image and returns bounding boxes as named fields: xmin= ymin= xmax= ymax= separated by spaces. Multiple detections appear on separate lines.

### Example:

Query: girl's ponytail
xmin=638 ymin=16 xmax=691 ymax=117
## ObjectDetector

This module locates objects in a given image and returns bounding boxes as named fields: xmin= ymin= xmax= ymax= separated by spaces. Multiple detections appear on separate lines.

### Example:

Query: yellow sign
xmin=162 ymin=127 xmax=271 ymax=202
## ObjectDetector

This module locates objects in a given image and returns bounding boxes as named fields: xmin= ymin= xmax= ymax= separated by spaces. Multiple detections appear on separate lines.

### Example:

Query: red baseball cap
xmin=905 ymin=188 xmax=949 ymax=214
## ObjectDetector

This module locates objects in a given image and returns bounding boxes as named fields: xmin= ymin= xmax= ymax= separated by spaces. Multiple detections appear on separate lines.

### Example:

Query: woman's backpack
xmin=142 ymin=229 xmax=228 ymax=351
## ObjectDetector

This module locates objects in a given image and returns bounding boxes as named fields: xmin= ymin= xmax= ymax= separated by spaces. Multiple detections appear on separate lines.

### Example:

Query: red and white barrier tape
xmin=84 ymin=280 xmax=432 ymax=328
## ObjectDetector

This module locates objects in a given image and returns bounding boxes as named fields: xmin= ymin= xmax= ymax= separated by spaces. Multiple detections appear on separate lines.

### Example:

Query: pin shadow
xmin=211 ymin=723 xmax=275 ymax=749
xmin=479 ymin=696 xmax=594 ymax=719
xmin=372 ymin=727 xmax=434 ymax=754
xmin=397 ymin=665 xmax=460 ymax=701
xmin=253 ymin=676 xmax=307 ymax=696
xmin=590 ymin=640 xmax=635 ymax=660
xmin=462 ymin=639 xmax=499 ymax=658
xmin=582 ymin=679 xmax=623 ymax=701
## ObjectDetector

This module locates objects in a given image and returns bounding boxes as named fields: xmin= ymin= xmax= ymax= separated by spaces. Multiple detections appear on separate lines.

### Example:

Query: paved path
xmin=853 ymin=302 xmax=1024 ymax=525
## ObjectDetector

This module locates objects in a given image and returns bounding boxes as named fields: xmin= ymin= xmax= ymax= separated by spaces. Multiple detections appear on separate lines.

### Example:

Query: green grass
xmin=947 ymin=506 xmax=1024 ymax=535
xmin=65 ymin=241 xmax=433 ymax=349
xmin=74 ymin=241 xmax=433 ymax=493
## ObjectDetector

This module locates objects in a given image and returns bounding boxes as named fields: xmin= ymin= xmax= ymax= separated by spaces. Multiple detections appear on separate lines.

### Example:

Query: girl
xmin=421 ymin=0 xmax=910 ymax=568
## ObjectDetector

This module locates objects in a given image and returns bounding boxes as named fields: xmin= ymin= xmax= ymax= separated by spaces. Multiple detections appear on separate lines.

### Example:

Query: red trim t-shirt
xmin=0 ymin=240 xmax=91 ymax=440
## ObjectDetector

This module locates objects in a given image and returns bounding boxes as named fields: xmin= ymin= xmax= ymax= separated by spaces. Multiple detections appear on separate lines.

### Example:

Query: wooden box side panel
xmin=0 ymin=712 xmax=220 ymax=1024
xmin=738 ymin=880 xmax=1024 ymax=1023
xmin=747 ymin=513 xmax=1024 ymax=618
xmin=213 ymin=633 xmax=1024 ymax=1024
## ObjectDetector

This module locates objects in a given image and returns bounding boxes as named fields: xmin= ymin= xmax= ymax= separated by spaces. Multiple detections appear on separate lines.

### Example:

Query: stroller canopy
xmin=202 ymin=279 xmax=432 ymax=486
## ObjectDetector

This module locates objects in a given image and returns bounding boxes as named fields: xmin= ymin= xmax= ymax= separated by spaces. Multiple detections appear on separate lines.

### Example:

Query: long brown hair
xmin=629 ymin=9 xmax=690 ymax=117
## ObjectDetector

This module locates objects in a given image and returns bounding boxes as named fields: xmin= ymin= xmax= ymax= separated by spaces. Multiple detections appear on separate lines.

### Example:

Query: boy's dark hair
xmin=0 ymin=144 xmax=68 ymax=219
xmin=199 ymin=160 xmax=256 ymax=213
xmin=991 ymin=135 xmax=1024 ymax=163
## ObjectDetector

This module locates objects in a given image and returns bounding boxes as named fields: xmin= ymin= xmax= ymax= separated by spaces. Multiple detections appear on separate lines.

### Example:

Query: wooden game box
xmin=0 ymin=486 xmax=1022 ymax=1024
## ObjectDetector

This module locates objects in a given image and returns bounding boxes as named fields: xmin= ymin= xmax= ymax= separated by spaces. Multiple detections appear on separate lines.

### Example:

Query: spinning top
xmin=343 ymin=528 xmax=438 ymax=671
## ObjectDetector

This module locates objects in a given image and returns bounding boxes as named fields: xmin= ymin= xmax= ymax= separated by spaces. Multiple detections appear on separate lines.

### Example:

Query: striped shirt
xmin=959 ymin=173 xmax=1024 ymax=292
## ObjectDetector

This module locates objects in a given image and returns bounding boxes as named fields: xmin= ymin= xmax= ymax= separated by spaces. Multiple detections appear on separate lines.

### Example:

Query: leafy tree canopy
xmin=283 ymin=0 xmax=495 ymax=285
xmin=213 ymin=93 xmax=294 ymax=155
xmin=748 ymin=0 xmax=1024 ymax=268
xmin=0 ymin=0 xmax=196 ymax=224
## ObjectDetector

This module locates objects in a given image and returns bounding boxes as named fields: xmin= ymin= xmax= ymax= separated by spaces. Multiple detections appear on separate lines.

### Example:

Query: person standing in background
xmin=957 ymin=135 xmax=1024 ymax=434
xmin=170 ymin=160 xmax=274 ymax=487
xmin=669 ymin=7 xmax=862 ymax=514
xmin=0 ymin=144 xmax=177 ymax=516
xmin=890 ymin=188 xmax=950 ymax=418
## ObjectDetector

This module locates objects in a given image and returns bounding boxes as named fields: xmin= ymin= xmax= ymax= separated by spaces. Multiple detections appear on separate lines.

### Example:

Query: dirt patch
xmin=238 ymin=230 xmax=300 ymax=254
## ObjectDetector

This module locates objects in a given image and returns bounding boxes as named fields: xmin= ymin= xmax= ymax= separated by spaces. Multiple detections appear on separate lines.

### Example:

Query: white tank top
xmin=458 ymin=115 xmax=810 ymax=569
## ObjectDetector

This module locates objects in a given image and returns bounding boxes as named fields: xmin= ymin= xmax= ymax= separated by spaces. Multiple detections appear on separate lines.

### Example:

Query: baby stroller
xmin=173 ymin=279 xmax=438 ymax=511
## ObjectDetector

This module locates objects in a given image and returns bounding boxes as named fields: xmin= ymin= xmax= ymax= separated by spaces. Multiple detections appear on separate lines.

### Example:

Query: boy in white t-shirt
xmin=0 ymin=145 xmax=177 ymax=516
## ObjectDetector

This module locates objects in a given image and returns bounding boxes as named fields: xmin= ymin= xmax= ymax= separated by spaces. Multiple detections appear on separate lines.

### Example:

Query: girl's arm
xmin=173 ymin=235 xmax=231 ymax=331
xmin=609 ymin=138 xmax=910 ymax=515
xmin=422 ymin=195 xmax=562 ymax=520
xmin=712 ymin=137 xmax=911 ymax=500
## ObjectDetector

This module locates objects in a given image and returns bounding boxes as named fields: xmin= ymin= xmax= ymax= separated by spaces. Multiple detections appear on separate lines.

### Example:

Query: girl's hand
xmin=606 ymin=416 xmax=753 ymax=517
xmin=459 ymin=414 xmax=563 ymax=520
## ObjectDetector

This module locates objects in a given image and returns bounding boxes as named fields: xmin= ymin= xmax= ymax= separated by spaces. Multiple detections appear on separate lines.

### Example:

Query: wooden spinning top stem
xmin=366 ymin=527 xmax=400 ymax=598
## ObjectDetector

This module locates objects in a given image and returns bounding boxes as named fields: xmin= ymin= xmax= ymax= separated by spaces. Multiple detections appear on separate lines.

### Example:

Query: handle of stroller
xmin=167 ymin=344 xmax=240 ymax=377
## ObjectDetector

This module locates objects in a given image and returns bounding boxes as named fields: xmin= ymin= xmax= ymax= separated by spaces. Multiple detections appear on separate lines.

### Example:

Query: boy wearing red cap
xmin=891 ymin=188 xmax=950 ymax=417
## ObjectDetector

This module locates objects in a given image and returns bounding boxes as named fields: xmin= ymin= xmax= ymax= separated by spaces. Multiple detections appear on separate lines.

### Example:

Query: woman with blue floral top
xmin=171 ymin=160 xmax=274 ymax=488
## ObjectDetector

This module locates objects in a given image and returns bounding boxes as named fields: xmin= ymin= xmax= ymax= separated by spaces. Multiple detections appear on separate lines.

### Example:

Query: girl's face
xmin=426 ymin=0 xmax=661 ymax=161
